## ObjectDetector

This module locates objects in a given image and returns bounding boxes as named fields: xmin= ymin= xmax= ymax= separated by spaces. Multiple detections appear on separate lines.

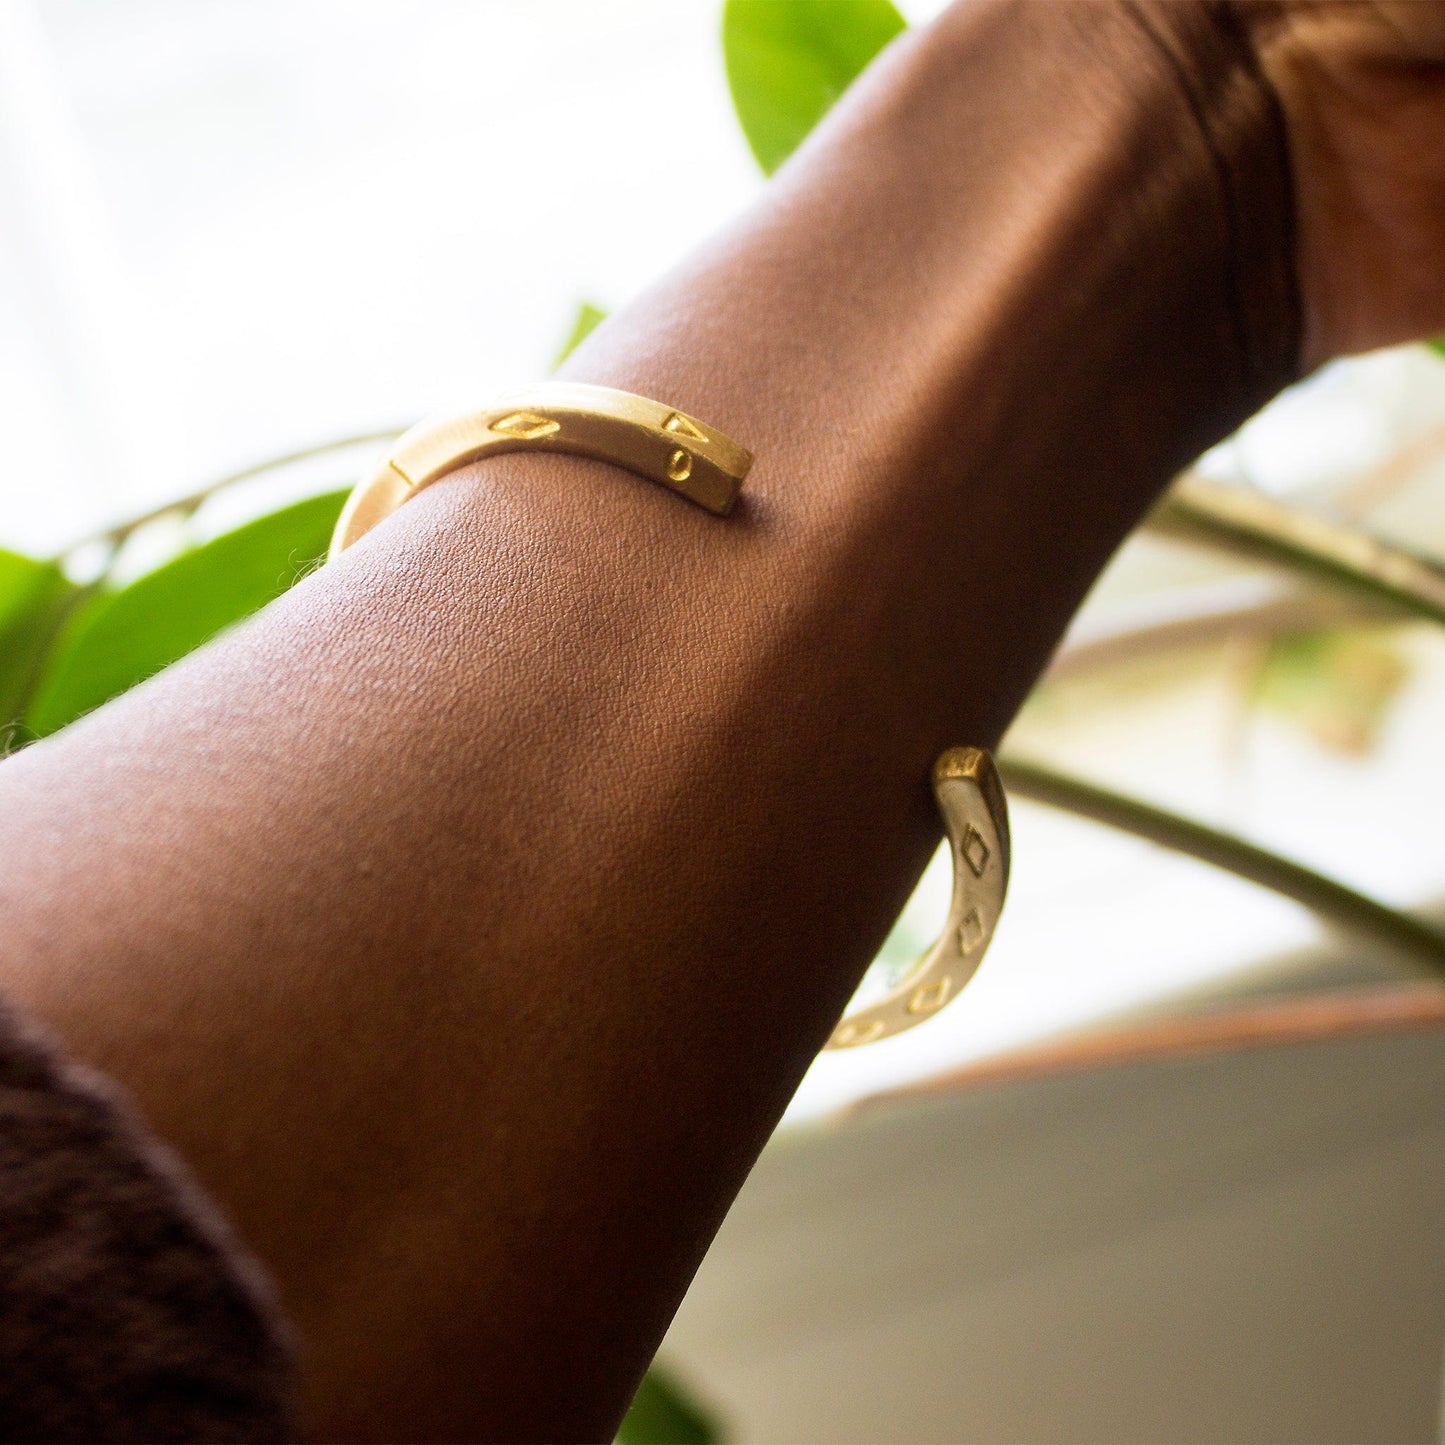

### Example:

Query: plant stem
xmin=77 ymin=427 xmax=408 ymax=555
xmin=1150 ymin=474 xmax=1445 ymax=626
xmin=1045 ymin=579 xmax=1394 ymax=681
xmin=998 ymin=755 xmax=1445 ymax=979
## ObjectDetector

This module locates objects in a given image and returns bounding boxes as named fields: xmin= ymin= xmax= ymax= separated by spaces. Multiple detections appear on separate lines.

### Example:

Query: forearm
xmin=0 ymin=3 xmax=1295 ymax=1439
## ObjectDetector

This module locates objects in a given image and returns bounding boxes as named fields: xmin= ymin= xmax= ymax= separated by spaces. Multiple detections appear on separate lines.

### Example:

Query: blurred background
xmin=1 ymin=1 xmax=1442 ymax=1440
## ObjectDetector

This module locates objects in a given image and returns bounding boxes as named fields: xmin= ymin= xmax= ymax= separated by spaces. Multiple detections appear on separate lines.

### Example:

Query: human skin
xmin=0 ymin=2 xmax=1442 ymax=1440
xmin=1241 ymin=1 xmax=1445 ymax=363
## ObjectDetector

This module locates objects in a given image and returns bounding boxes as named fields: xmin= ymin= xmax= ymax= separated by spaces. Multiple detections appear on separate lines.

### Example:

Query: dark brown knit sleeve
xmin=0 ymin=995 xmax=295 ymax=1443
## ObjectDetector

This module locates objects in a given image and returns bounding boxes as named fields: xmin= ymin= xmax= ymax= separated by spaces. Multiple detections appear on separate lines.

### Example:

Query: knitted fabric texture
xmin=0 ymin=996 xmax=294 ymax=1442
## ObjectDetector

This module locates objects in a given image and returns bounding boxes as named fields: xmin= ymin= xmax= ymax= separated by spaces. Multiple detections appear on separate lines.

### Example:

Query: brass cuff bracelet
xmin=326 ymin=381 xmax=1009 ymax=1050
xmin=328 ymin=381 xmax=752 ymax=555
xmin=827 ymin=747 xmax=1009 ymax=1049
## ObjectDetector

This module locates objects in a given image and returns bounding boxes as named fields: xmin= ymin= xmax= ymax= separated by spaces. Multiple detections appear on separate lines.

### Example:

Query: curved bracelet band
xmin=828 ymin=747 xmax=1010 ymax=1049
xmin=328 ymin=381 xmax=753 ymax=557
xmin=327 ymin=383 xmax=1007 ymax=1049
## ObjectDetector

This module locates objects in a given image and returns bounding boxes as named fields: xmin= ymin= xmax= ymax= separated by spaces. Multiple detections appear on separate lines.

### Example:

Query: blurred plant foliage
xmin=26 ymin=491 xmax=346 ymax=739
xmin=2 ymin=2 xmax=1445 ymax=1441
xmin=1252 ymin=626 xmax=1410 ymax=755
xmin=617 ymin=1368 xmax=721 ymax=1445
xmin=555 ymin=299 xmax=608 ymax=369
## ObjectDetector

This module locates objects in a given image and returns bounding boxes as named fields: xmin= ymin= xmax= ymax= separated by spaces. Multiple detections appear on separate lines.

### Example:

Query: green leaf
xmin=723 ymin=0 xmax=906 ymax=175
xmin=617 ymin=1368 xmax=720 ymax=1445
xmin=1430 ymin=337 xmax=1445 ymax=359
xmin=0 ymin=549 xmax=81 ymax=738
xmin=26 ymin=489 xmax=347 ymax=737
xmin=554 ymin=300 xmax=608 ymax=369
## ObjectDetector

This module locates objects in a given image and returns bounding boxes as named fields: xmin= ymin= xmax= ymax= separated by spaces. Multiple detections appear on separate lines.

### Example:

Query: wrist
xmin=576 ymin=0 xmax=1299 ymax=490
xmin=1124 ymin=0 xmax=1301 ymax=390
xmin=540 ymin=0 xmax=1307 ymax=756
xmin=905 ymin=0 xmax=1300 ymax=419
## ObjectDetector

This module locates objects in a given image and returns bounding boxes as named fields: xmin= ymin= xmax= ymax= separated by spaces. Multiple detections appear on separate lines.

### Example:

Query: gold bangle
xmin=327 ymin=382 xmax=1009 ymax=1050
xmin=328 ymin=381 xmax=753 ymax=558
xmin=828 ymin=747 xmax=1010 ymax=1049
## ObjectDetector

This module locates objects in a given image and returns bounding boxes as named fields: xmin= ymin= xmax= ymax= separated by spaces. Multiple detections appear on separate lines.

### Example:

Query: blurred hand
xmin=1238 ymin=2 xmax=1445 ymax=365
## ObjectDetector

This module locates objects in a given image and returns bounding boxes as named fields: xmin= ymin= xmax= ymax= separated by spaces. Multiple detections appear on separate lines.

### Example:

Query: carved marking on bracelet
xmin=663 ymin=412 xmax=707 ymax=442
xmin=908 ymin=976 xmax=952 ymax=1015
xmin=492 ymin=412 xmax=561 ymax=440
xmin=833 ymin=1018 xmax=886 ymax=1047
xmin=388 ymin=458 xmax=417 ymax=488
xmin=962 ymin=825 xmax=989 ymax=878
xmin=666 ymin=448 xmax=693 ymax=483
xmin=957 ymin=907 xmax=984 ymax=955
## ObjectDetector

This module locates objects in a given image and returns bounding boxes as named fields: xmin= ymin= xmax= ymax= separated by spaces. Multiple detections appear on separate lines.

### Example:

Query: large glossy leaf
xmin=723 ymin=0 xmax=906 ymax=175
xmin=26 ymin=489 xmax=347 ymax=737
xmin=0 ymin=549 xmax=80 ymax=734
xmin=1431 ymin=337 xmax=1445 ymax=359
xmin=617 ymin=1368 xmax=719 ymax=1445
